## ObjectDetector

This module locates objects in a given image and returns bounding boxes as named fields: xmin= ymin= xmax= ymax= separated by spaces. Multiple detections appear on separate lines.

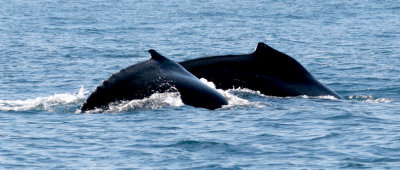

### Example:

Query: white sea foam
xmin=7 ymin=81 xmax=391 ymax=114
xmin=85 ymin=79 xmax=267 ymax=113
xmin=0 ymin=86 xmax=86 ymax=112
xmin=226 ymin=86 xmax=340 ymax=101
xmin=84 ymin=91 xmax=184 ymax=113
xmin=299 ymin=95 xmax=339 ymax=100
xmin=349 ymin=95 xmax=393 ymax=103
xmin=199 ymin=78 xmax=266 ymax=108
xmin=0 ymin=79 xmax=271 ymax=113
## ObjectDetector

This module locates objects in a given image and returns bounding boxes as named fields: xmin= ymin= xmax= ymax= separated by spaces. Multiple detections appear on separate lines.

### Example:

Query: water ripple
xmin=1 ymin=0 xmax=400 ymax=169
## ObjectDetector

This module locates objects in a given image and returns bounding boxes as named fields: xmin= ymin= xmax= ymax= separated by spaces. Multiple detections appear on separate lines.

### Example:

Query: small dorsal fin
xmin=148 ymin=49 xmax=166 ymax=60
xmin=253 ymin=42 xmax=274 ymax=55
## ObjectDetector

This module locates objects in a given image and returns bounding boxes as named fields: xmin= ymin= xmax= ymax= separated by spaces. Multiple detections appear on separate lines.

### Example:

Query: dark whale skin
xmin=81 ymin=50 xmax=228 ymax=112
xmin=180 ymin=42 xmax=342 ymax=99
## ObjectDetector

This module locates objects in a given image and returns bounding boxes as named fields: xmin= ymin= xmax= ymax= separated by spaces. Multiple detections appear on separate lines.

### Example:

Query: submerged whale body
xmin=180 ymin=42 xmax=342 ymax=99
xmin=81 ymin=50 xmax=228 ymax=112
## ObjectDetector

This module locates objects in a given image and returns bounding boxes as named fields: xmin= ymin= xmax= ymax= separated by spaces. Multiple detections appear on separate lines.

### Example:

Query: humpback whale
xmin=180 ymin=42 xmax=342 ymax=99
xmin=81 ymin=50 xmax=228 ymax=112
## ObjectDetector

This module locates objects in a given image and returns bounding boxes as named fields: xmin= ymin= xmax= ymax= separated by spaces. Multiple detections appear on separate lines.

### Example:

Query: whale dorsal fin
xmin=149 ymin=49 xmax=167 ymax=60
xmin=253 ymin=42 xmax=276 ymax=56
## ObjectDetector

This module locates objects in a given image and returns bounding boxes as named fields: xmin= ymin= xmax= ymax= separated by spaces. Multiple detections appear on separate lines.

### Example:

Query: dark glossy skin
xmin=180 ymin=42 xmax=343 ymax=99
xmin=81 ymin=50 xmax=228 ymax=112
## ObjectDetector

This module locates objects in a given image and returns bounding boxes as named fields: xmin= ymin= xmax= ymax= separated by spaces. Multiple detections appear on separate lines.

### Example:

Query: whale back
xmin=251 ymin=42 xmax=314 ymax=82
xmin=81 ymin=50 xmax=228 ymax=112
xmin=180 ymin=42 xmax=342 ymax=99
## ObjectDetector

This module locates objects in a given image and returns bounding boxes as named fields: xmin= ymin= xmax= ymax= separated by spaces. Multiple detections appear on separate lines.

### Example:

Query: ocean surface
xmin=1 ymin=0 xmax=399 ymax=169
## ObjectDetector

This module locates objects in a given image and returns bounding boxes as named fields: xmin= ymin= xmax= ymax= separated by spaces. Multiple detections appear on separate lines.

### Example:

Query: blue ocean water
xmin=1 ymin=0 xmax=399 ymax=169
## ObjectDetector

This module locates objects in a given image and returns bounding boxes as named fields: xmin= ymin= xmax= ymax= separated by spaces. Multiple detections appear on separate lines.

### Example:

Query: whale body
xmin=81 ymin=50 xmax=228 ymax=112
xmin=180 ymin=42 xmax=342 ymax=99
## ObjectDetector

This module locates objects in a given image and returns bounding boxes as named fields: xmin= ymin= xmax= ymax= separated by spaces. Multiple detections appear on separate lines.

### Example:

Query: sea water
xmin=1 ymin=0 xmax=399 ymax=169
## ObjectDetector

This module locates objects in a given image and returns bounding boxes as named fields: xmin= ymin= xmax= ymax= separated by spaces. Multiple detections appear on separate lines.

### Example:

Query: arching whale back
xmin=81 ymin=50 xmax=228 ymax=112
xmin=180 ymin=42 xmax=342 ymax=99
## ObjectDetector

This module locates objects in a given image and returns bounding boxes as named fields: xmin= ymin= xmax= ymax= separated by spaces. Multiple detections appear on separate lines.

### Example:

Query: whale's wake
xmin=0 ymin=81 xmax=266 ymax=113
xmin=0 ymin=86 xmax=86 ymax=112
xmin=84 ymin=79 xmax=267 ymax=113
xmin=0 ymin=82 xmax=393 ymax=113
xmin=349 ymin=95 xmax=393 ymax=103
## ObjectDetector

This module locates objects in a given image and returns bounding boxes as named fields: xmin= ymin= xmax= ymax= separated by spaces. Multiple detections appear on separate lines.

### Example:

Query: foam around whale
xmin=81 ymin=50 xmax=228 ymax=112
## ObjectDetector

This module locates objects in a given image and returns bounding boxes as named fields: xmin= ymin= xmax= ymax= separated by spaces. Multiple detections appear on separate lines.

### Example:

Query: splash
xmin=199 ymin=78 xmax=266 ymax=108
xmin=84 ymin=91 xmax=184 ymax=113
xmin=83 ymin=79 xmax=268 ymax=113
xmin=0 ymin=79 xmax=271 ymax=113
xmin=349 ymin=95 xmax=393 ymax=103
xmin=0 ymin=86 xmax=86 ymax=112
xmin=300 ymin=95 xmax=339 ymax=100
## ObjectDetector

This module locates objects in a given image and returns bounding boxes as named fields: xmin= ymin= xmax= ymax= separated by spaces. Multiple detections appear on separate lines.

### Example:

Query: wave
xmin=0 ymin=86 xmax=86 ymax=112
xmin=153 ymin=139 xmax=260 ymax=155
xmin=2 ymin=79 xmax=392 ymax=113
xmin=0 ymin=80 xmax=266 ymax=113
xmin=299 ymin=95 xmax=340 ymax=100
xmin=88 ymin=80 xmax=266 ymax=113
